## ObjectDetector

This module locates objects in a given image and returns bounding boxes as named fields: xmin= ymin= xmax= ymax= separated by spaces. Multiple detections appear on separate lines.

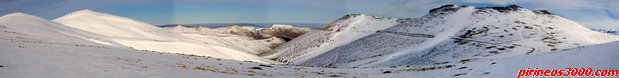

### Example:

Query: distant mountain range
xmin=157 ymin=23 xmax=326 ymax=29
xmin=591 ymin=29 xmax=617 ymax=35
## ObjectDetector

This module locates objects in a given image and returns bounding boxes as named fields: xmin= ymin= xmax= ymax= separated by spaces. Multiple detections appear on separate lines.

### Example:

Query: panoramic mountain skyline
xmin=1 ymin=0 xmax=618 ymax=30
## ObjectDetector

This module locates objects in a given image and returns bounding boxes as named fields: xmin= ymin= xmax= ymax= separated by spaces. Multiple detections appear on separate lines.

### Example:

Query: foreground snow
xmin=0 ymin=37 xmax=616 ymax=77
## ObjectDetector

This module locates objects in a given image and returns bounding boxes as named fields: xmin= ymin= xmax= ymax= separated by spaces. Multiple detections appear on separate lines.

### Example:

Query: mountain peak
xmin=533 ymin=10 xmax=554 ymax=15
xmin=73 ymin=9 xmax=97 ymax=14
xmin=1 ymin=12 xmax=33 ymax=18
xmin=475 ymin=4 xmax=523 ymax=13
xmin=0 ymin=12 xmax=47 ymax=21
xmin=52 ymin=9 xmax=164 ymax=39
xmin=339 ymin=14 xmax=366 ymax=19
xmin=269 ymin=4 xmax=618 ymax=67
xmin=428 ymin=4 xmax=469 ymax=13
xmin=172 ymin=24 xmax=188 ymax=28
xmin=267 ymin=24 xmax=293 ymax=28
xmin=429 ymin=4 xmax=526 ymax=14
xmin=62 ymin=9 xmax=107 ymax=17
xmin=318 ymin=14 xmax=396 ymax=31
xmin=2 ymin=12 xmax=28 ymax=16
xmin=75 ymin=9 xmax=95 ymax=12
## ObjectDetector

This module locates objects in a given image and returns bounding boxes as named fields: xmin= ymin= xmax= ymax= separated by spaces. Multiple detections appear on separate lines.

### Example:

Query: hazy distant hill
xmin=157 ymin=23 xmax=326 ymax=29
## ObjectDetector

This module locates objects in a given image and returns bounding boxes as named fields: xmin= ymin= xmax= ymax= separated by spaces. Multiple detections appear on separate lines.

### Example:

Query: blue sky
xmin=0 ymin=0 xmax=618 ymax=30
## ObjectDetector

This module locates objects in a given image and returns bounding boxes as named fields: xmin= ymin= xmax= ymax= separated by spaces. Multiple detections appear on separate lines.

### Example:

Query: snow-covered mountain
xmin=0 ymin=9 xmax=315 ymax=64
xmin=261 ymin=14 xmax=399 ymax=64
xmin=53 ymin=9 xmax=173 ymax=39
xmin=166 ymin=24 xmax=311 ymax=41
xmin=266 ymin=4 xmax=619 ymax=67
xmin=0 ymin=13 xmax=109 ymax=46
xmin=1 ymin=5 xmax=618 ymax=78
xmin=0 ymin=11 xmax=304 ymax=77
xmin=162 ymin=24 xmax=312 ymax=53
xmin=51 ymin=10 xmax=289 ymax=63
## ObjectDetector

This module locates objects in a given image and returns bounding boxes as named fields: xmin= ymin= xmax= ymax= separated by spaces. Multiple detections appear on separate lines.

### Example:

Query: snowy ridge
xmin=262 ymin=14 xmax=399 ymax=64
xmin=4 ymin=9 xmax=289 ymax=64
xmin=0 ymin=13 xmax=112 ymax=46
xmin=185 ymin=24 xmax=312 ymax=40
xmin=162 ymin=24 xmax=312 ymax=54
xmin=269 ymin=5 xmax=619 ymax=67
xmin=53 ymin=9 xmax=171 ymax=39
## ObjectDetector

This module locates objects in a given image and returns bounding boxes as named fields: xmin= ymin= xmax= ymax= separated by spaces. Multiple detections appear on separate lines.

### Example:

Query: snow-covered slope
xmin=268 ymin=5 xmax=619 ymax=67
xmin=53 ymin=9 xmax=172 ymax=39
xmin=48 ymin=9 xmax=292 ymax=63
xmin=262 ymin=14 xmax=399 ymax=64
xmin=0 ymin=13 xmax=113 ymax=46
